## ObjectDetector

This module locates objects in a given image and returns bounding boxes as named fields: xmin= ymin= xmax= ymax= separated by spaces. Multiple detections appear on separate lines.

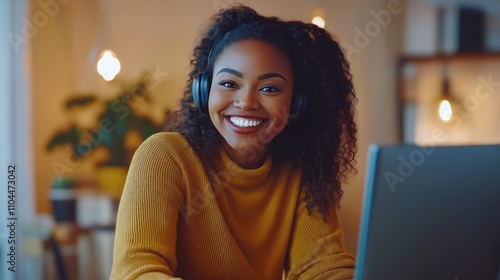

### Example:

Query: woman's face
xmin=208 ymin=39 xmax=294 ymax=169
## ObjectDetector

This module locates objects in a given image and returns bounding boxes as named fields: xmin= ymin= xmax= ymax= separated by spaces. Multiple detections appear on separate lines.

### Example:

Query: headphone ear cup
xmin=192 ymin=72 xmax=211 ymax=112
xmin=290 ymin=93 xmax=307 ymax=121
xmin=192 ymin=74 xmax=202 ymax=109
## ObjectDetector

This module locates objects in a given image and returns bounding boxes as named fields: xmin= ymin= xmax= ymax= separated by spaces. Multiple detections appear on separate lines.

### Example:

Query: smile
xmin=228 ymin=117 xmax=263 ymax=128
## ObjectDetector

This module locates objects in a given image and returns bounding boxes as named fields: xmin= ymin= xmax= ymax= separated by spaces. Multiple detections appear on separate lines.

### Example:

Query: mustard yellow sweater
xmin=111 ymin=132 xmax=355 ymax=280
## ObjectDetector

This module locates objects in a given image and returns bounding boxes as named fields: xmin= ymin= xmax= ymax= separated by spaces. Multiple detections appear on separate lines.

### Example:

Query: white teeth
xmin=229 ymin=117 xmax=263 ymax=128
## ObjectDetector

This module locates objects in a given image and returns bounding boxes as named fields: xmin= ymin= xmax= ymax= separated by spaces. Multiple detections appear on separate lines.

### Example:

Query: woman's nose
xmin=233 ymin=88 xmax=260 ymax=110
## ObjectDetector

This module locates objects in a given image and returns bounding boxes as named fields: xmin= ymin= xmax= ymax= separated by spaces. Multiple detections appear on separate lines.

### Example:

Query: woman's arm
xmin=136 ymin=272 xmax=183 ymax=280
xmin=285 ymin=193 xmax=355 ymax=280
xmin=110 ymin=134 xmax=185 ymax=280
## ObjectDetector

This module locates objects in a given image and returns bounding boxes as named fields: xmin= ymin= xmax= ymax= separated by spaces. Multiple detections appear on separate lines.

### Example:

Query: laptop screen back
xmin=355 ymin=144 xmax=500 ymax=280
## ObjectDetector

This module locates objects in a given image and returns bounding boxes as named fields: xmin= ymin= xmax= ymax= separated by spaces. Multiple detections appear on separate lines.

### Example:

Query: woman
xmin=111 ymin=4 xmax=358 ymax=280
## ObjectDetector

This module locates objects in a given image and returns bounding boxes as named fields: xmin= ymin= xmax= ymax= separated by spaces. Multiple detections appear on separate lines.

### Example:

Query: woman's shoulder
xmin=141 ymin=132 xmax=190 ymax=148
xmin=135 ymin=132 xmax=193 ymax=158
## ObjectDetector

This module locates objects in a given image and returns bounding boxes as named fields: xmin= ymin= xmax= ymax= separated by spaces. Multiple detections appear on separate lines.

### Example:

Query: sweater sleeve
xmin=285 ymin=193 xmax=356 ymax=280
xmin=110 ymin=133 xmax=185 ymax=280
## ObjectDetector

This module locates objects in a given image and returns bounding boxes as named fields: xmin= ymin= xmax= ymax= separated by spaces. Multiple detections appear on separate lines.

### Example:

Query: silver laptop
xmin=355 ymin=144 xmax=500 ymax=280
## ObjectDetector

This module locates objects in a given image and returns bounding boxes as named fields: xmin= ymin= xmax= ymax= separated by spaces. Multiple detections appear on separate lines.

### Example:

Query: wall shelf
xmin=398 ymin=52 xmax=500 ymax=64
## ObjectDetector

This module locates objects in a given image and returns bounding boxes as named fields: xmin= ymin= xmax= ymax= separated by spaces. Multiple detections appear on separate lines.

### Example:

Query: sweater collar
xmin=217 ymin=148 xmax=273 ymax=188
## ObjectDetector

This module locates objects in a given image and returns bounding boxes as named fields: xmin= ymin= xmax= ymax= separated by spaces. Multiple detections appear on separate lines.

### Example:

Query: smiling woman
xmin=208 ymin=39 xmax=294 ymax=168
xmin=111 ymin=4 xmax=358 ymax=280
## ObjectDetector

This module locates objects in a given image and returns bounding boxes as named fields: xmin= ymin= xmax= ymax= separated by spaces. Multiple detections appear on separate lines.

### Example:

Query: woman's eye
xmin=218 ymin=81 xmax=238 ymax=88
xmin=260 ymin=86 xmax=280 ymax=93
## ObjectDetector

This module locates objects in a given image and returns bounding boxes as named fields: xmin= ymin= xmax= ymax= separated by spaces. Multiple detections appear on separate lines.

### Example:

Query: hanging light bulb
xmin=439 ymin=99 xmax=452 ymax=122
xmin=97 ymin=49 xmax=121 ymax=81
xmin=438 ymin=58 xmax=453 ymax=122
xmin=312 ymin=16 xmax=325 ymax=28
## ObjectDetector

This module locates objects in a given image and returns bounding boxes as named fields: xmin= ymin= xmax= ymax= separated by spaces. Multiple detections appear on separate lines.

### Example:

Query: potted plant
xmin=47 ymin=75 xmax=166 ymax=196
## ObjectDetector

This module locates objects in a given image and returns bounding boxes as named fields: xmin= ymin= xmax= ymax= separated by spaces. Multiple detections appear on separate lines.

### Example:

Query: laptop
xmin=354 ymin=144 xmax=500 ymax=280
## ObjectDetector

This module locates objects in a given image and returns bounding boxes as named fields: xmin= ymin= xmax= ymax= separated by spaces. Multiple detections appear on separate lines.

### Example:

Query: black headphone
xmin=192 ymin=64 xmax=307 ymax=121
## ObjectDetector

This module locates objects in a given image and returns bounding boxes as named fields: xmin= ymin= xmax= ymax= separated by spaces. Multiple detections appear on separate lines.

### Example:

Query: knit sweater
xmin=110 ymin=132 xmax=355 ymax=280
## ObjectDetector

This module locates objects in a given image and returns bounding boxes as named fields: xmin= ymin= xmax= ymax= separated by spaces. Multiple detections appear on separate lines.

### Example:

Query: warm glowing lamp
xmin=438 ymin=58 xmax=453 ymax=122
xmin=439 ymin=99 xmax=452 ymax=122
xmin=97 ymin=49 xmax=121 ymax=81
xmin=312 ymin=16 xmax=325 ymax=28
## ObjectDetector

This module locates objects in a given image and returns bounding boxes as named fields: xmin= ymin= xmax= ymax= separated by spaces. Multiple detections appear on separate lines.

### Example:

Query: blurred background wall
xmin=29 ymin=0 xmax=405 ymax=255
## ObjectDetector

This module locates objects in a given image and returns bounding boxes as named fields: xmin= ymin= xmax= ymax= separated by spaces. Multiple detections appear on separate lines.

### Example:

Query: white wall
xmin=0 ymin=3 xmax=15 ymax=279
xmin=1 ymin=0 xmax=38 ymax=279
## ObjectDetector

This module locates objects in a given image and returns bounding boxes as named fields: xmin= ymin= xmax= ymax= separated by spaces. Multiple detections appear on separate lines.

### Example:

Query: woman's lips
xmin=225 ymin=116 xmax=266 ymax=134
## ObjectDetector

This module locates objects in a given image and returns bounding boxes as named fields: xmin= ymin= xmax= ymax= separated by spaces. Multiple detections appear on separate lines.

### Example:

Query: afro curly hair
xmin=166 ymin=4 xmax=357 ymax=219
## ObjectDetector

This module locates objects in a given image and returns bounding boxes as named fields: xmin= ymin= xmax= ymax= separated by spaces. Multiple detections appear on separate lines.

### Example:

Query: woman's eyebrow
xmin=216 ymin=68 xmax=243 ymax=77
xmin=258 ymin=73 xmax=287 ymax=83
xmin=215 ymin=68 xmax=287 ymax=83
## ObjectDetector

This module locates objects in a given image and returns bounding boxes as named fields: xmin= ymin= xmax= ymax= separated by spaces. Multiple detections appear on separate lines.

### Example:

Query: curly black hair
xmin=166 ymin=4 xmax=357 ymax=219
